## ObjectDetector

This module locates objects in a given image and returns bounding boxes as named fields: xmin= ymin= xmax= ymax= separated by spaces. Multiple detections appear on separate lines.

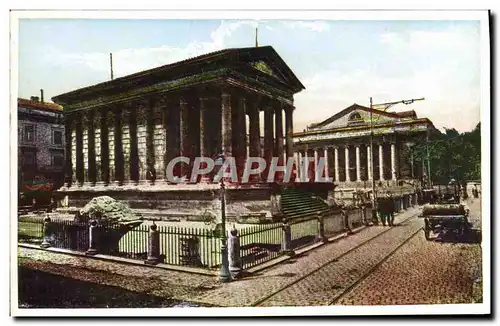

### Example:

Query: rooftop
xmin=18 ymin=98 xmax=63 ymax=112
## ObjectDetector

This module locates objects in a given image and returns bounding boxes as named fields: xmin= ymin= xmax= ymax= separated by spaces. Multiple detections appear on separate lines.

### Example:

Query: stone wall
xmin=18 ymin=117 xmax=65 ymax=183
xmin=59 ymin=187 xmax=274 ymax=221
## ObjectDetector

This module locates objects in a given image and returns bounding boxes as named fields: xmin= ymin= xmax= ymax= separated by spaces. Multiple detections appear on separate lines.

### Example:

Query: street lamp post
xmin=215 ymin=154 xmax=231 ymax=282
xmin=219 ymin=179 xmax=231 ymax=282
xmin=368 ymin=96 xmax=424 ymax=223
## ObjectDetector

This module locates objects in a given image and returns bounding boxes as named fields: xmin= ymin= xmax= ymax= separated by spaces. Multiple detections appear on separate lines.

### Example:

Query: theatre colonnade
xmin=293 ymin=140 xmax=401 ymax=183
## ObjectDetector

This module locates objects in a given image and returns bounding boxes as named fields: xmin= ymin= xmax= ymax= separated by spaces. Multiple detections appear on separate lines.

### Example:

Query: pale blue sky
xmin=18 ymin=19 xmax=481 ymax=132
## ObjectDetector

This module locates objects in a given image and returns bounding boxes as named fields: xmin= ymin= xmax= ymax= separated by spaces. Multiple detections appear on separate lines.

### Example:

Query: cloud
xmin=44 ymin=20 xmax=258 ymax=80
xmin=294 ymin=26 xmax=480 ymax=133
xmin=281 ymin=21 xmax=330 ymax=33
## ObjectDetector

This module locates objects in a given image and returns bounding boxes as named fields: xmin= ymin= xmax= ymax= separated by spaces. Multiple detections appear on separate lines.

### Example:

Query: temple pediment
xmin=308 ymin=104 xmax=402 ymax=131
xmin=249 ymin=60 xmax=285 ymax=83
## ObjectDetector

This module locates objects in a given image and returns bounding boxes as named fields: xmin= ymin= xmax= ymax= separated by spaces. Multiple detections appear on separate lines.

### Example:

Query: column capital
xmin=284 ymin=104 xmax=295 ymax=113
xmin=81 ymin=110 xmax=90 ymax=124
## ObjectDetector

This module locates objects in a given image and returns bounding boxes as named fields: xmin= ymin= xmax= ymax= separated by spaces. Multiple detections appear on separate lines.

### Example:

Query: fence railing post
xmin=362 ymin=206 xmax=369 ymax=226
xmin=85 ymin=220 xmax=98 ymax=255
xmin=40 ymin=216 xmax=52 ymax=248
xmin=316 ymin=211 xmax=327 ymax=243
xmin=145 ymin=223 xmax=160 ymax=265
xmin=281 ymin=218 xmax=294 ymax=256
xmin=342 ymin=208 xmax=354 ymax=235
xmin=228 ymin=226 xmax=242 ymax=279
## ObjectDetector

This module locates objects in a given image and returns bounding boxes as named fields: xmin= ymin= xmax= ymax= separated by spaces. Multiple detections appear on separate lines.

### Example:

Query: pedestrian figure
xmin=378 ymin=198 xmax=389 ymax=226
xmin=388 ymin=194 xmax=395 ymax=226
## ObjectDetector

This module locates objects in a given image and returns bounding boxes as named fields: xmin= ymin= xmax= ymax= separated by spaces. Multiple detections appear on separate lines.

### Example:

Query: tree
xmin=411 ymin=122 xmax=481 ymax=185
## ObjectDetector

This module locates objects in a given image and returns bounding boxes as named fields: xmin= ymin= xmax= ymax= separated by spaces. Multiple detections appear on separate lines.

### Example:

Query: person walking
xmin=388 ymin=194 xmax=396 ymax=226
xmin=378 ymin=197 xmax=390 ymax=227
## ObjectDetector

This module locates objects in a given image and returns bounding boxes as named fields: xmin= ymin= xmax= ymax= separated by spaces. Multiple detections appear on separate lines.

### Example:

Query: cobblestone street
xmin=17 ymin=201 xmax=482 ymax=307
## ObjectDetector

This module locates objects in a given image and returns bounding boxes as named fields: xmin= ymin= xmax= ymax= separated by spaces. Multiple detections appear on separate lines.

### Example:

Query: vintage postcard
xmin=9 ymin=9 xmax=491 ymax=317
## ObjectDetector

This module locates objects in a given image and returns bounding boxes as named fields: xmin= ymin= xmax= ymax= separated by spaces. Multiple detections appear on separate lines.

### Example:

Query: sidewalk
xmin=18 ymin=206 xmax=422 ymax=307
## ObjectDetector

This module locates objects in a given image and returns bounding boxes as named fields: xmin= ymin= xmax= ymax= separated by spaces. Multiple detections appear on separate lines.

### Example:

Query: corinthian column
xmin=87 ymin=110 xmax=97 ymax=186
xmin=294 ymin=152 xmax=300 ymax=182
xmin=221 ymin=91 xmax=233 ymax=158
xmin=344 ymin=145 xmax=350 ymax=182
xmin=324 ymin=147 xmax=329 ymax=181
xmin=179 ymin=97 xmax=190 ymax=180
xmin=379 ymin=144 xmax=385 ymax=181
xmin=355 ymin=145 xmax=361 ymax=181
xmin=285 ymin=105 xmax=294 ymax=159
xmin=334 ymin=146 xmax=339 ymax=182
xmin=129 ymin=104 xmax=139 ymax=184
xmin=64 ymin=114 xmax=73 ymax=188
xmin=75 ymin=113 xmax=84 ymax=186
xmin=99 ymin=108 xmax=110 ymax=186
xmin=313 ymin=148 xmax=319 ymax=182
xmin=146 ymin=97 xmax=156 ymax=184
xmin=263 ymin=106 xmax=274 ymax=180
xmin=247 ymin=98 xmax=261 ymax=183
xmin=391 ymin=142 xmax=397 ymax=181
xmin=274 ymin=104 xmax=284 ymax=161
xmin=113 ymin=107 xmax=124 ymax=186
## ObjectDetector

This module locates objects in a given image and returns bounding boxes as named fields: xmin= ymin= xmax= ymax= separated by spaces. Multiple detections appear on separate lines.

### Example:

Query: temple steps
xmin=280 ymin=188 xmax=329 ymax=220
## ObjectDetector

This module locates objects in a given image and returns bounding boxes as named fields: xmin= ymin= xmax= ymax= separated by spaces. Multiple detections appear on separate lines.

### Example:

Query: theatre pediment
xmin=308 ymin=104 xmax=401 ymax=131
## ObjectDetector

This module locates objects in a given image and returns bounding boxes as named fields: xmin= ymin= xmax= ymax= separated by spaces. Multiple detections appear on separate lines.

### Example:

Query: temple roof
xmin=52 ymin=46 xmax=305 ymax=105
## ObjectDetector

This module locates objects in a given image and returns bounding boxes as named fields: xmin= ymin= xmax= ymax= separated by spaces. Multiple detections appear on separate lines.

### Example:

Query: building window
xmin=24 ymin=125 xmax=35 ymax=142
xmin=23 ymin=151 xmax=35 ymax=166
xmin=51 ymin=153 xmax=64 ymax=167
xmin=348 ymin=112 xmax=363 ymax=121
xmin=52 ymin=130 xmax=63 ymax=145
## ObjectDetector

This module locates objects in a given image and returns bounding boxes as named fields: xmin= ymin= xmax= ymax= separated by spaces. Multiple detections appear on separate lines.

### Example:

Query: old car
xmin=419 ymin=203 xmax=471 ymax=241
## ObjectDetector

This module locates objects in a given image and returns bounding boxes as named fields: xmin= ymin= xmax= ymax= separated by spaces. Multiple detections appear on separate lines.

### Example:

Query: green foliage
xmin=411 ymin=123 xmax=481 ymax=184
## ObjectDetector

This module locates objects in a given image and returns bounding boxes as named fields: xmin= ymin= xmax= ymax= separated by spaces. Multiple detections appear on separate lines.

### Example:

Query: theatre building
xmin=52 ymin=46 xmax=305 ymax=220
xmin=293 ymin=103 xmax=439 ymax=201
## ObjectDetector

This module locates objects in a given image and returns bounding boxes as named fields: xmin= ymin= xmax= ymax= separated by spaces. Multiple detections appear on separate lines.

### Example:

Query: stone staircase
xmin=280 ymin=188 xmax=329 ymax=220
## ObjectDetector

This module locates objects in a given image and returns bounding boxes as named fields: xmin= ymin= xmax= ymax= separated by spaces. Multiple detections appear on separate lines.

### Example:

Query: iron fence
xmin=239 ymin=223 xmax=283 ymax=269
xmin=18 ymin=208 xmax=367 ymax=272
xmin=17 ymin=218 xmax=222 ymax=269
xmin=18 ymin=217 xmax=44 ymax=244
xmin=157 ymin=225 xmax=221 ymax=269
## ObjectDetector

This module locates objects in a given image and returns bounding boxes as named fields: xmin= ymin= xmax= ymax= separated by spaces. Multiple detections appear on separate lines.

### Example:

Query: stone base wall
xmin=54 ymin=185 xmax=274 ymax=222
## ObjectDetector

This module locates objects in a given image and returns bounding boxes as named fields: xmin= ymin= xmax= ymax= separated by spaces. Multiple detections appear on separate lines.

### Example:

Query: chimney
xmin=40 ymin=89 xmax=44 ymax=103
xmin=30 ymin=96 xmax=39 ymax=102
